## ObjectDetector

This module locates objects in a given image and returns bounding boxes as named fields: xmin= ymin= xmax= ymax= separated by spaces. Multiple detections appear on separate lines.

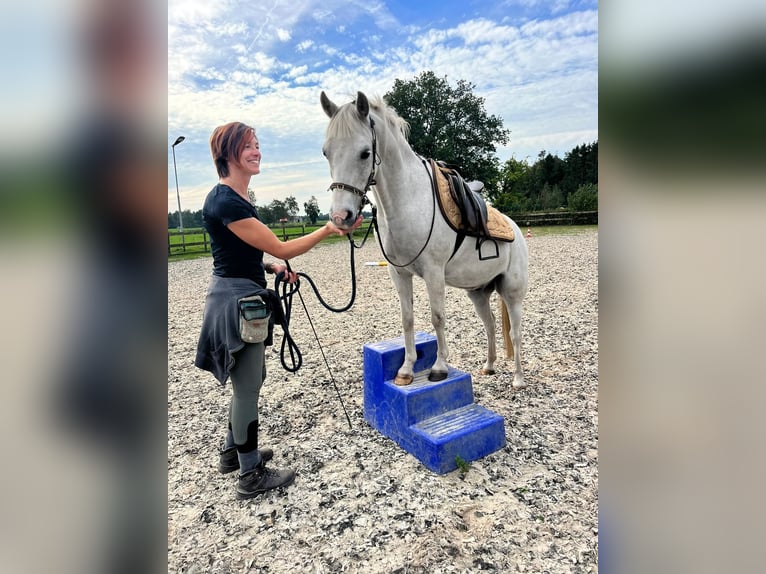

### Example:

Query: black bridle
xmin=327 ymin=116 xmax=379 ymax=208
xmin=326 ymin=114 xmax=437 ymax=268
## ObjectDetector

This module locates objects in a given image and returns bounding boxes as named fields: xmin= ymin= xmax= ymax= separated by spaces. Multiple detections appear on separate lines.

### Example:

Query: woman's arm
xmin=227 ymin=216 xmax=361 ymax=260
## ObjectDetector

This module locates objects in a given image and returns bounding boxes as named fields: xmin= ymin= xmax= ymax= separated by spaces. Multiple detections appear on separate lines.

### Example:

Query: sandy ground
xmin=168 ymin=229 xmax=598 ymax=573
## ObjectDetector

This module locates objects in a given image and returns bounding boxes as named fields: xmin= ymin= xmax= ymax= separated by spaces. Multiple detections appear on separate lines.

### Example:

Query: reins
xmin=372 ymin=157 xmax=437 ymax=268
xmin=279 ymin=110 xmax=435 ymax=428
xmin=271 ymin=234 xmax=358 ymax=429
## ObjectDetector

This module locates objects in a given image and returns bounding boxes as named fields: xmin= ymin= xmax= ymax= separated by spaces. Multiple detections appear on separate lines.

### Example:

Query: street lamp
xmin=171 ymin=136 xmax=185 ymax=231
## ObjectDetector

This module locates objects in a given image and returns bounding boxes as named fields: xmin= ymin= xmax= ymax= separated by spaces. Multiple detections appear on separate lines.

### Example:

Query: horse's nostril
xmin=331 ymin=210 xmax=352 ymax=226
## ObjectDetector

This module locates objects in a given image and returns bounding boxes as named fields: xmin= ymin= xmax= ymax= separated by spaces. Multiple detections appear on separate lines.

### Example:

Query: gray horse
xmin=321 ymin=91 xmax=528 ymax=388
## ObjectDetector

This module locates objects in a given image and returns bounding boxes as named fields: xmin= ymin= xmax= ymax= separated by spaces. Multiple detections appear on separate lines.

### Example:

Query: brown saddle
xmin=430 ymin=159 xmax=515 ymax=245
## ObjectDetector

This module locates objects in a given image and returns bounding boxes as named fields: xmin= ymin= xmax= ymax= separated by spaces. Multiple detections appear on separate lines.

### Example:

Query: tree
xmin=303 ymin=196 xmax=320 ymax=224
xmin=384 ymin=71 xmax=509 ymax=190
xmin=567 ymin=183 xmax=598 ymax=211
xmin=284 ymin=195 xmax=299 ymax=220
xmin=268 ymin=199 xmax=289 ymax=221
xmin=255 ymin=203 xmax=274 ymax=225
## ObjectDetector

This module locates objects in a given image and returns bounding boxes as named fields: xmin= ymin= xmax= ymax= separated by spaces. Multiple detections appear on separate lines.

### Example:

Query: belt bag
xmin=238 ymin=294 xmax=271 ymax=344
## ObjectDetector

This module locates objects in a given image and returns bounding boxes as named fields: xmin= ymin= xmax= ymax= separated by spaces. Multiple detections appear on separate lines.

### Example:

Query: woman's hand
xmin=270 ymin=262 xmax=298 ymax=283
xmin=325 ymin=214 xmax=363 ymax=236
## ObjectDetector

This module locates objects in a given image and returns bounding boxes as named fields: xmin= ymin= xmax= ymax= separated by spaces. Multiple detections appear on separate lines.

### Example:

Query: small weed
xmin=455 ymin=456 xmax=471 ymax=475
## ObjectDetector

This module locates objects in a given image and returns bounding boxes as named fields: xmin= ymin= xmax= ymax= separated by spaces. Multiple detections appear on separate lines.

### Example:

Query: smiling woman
xmin=194 ymin=120 xmax=361 ymax=500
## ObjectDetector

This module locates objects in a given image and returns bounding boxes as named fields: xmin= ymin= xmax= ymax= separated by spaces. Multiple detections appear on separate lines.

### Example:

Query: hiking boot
xmin=218 ymin=446 xmax=273 ymax=474
xmin=236 ymin=465 xmax=296 ymax=499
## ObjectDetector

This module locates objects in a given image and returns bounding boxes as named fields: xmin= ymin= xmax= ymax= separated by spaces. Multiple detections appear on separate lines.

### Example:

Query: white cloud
xmin=296 ymin=39 xmax=315 ymax=52
xmin=169 ymin=2 xmax=597 ymax=214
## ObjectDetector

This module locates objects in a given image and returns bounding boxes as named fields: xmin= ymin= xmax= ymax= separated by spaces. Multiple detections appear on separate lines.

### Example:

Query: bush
xmin=568 ymin=183 xmax=598 ymax=211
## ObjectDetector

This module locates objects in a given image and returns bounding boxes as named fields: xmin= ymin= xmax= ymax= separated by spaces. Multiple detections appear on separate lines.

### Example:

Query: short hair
xmin=209 ymin=122 xmax=256 ymax=178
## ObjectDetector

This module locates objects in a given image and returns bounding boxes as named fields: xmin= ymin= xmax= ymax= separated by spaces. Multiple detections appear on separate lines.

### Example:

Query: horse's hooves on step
xmin=428 ymin=370 xmax=448 ymax=382
xmin=394 ymin=374 xmax=414 ymax=386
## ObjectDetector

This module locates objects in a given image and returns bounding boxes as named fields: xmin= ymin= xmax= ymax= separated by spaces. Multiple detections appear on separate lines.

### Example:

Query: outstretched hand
xmin=326 ymin=214 xmax=363 ymax=236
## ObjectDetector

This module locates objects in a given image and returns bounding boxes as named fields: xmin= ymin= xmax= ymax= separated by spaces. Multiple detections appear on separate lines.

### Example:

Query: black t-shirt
xmin=202 ymin=183 xmax=266 ymax=286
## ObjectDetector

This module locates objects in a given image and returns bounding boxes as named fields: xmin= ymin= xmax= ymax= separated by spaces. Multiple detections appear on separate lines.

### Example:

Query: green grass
xmin=167 ymin=223 xmax=596 ymax=261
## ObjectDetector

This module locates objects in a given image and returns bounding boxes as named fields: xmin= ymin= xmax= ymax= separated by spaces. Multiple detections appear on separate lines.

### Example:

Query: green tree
xmin=537 ymin=183 xmax=564 ymax=211
xmin=561 ymin=142 xmax=598 ymax=199
xmin=255 ymin=202 xmax=274 ymax=225
xmin=567 ymin=183 xmax=598 ymax=211
xmin=284 ymin=195 xmax=299 ymax=220
xmin=384 ymin=71 xmax=509 ymax=190
xmin=303 ymin=195 xmax=320 ymax=224
xmin=269 ymin=199 xmax=289 ymax=221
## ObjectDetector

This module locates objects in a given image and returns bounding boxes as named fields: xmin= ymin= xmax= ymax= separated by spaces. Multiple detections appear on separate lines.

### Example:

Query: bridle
xmin=327 ymin=116 xmax=379 ymax=209
xmin=326 ymin=112 xmax=437 ymax=268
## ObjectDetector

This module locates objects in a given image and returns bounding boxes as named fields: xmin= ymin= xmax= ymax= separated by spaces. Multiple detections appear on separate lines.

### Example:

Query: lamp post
xmin=171 ymin=136 xmax=185 ymax=231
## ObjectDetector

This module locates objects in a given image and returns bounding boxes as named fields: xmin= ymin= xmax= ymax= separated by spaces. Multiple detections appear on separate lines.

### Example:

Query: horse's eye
xmin=360 ymin=150 xmax=371 ymax=160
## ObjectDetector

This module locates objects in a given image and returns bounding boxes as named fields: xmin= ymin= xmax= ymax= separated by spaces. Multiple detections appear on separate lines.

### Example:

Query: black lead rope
xmin=272 ymin=235 xmax=359 ymax=429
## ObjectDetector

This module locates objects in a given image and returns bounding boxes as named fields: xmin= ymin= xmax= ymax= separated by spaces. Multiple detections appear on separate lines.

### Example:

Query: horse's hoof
xmin=394 ymin=374 xmax=414 ymax=386
xmin=428 ymin=370 xmax=448 ymax=382
xmin=512 ymin=379 xmax=527 ymax=389
xmin=480 ymin=368 xmax=496 ymax=376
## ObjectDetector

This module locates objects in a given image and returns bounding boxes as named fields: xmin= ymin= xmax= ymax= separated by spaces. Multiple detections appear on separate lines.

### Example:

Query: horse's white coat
xmin=321 ymin=91 xmax=528 ymax=387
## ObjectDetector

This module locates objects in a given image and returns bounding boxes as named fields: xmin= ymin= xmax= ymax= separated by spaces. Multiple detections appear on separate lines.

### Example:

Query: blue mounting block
xmin=363 ymin=332 xmax=506 ymax=474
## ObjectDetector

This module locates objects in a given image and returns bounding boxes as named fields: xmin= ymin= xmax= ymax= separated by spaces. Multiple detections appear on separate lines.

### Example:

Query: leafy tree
xmin=536 ymin=183 xmax=564 ymax=211
xmin=284 ymin=195 xmax=299 ymax=219
xmin=384 ymin=71 xmax=509 ymax=189
xmin=567 ymin=183 xmax=598 ymax=211
xmin=561 ymin=142 xmax=598 ymax=199
xmin=304 ymin=196 xmax=320 ymax=224
xmin=255 ymin=203 xmax=274 ymax=225
xmin=269 ymin=199 xmax=289 ymax=222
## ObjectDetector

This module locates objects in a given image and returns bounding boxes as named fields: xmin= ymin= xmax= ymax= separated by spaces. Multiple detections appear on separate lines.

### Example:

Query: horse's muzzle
xmin=331 ymin=210 xmax=356 ymax=230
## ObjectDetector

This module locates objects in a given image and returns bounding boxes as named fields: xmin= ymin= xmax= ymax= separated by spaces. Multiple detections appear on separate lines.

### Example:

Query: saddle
xmin=429 ymin=159 xmax=515 ymax=250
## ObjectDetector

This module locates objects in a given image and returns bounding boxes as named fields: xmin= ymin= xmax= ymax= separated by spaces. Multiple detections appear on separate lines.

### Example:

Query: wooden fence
xmin=168 ymin=212 xmax=597 ymax=258
xmin=168 ymin=222 xmax=370 ymax=257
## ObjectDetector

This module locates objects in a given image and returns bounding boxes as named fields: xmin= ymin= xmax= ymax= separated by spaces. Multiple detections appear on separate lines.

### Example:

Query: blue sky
xmin=168 ymin=0 xmax=598 ymax=215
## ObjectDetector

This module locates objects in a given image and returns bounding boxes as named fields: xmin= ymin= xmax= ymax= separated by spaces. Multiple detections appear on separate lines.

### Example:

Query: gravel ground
xmin=168 ymin=228 xmax=598 ymax=573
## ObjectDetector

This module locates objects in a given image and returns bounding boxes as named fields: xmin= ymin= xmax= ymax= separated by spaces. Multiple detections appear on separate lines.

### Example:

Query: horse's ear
xmin=320 ymin=91 xmax=338 ymax=118
xmin=356 ymin=91 xmax=369 ymax=119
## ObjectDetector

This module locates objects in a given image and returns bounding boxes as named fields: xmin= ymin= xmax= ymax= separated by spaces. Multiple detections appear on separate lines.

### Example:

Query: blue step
xmin=409 ymin=404 xmax=506 ymax=474
xmin=363 ymin=331 xmax=438 ymax=385
xmin=362 ymin=332 xmax=506 ymax=474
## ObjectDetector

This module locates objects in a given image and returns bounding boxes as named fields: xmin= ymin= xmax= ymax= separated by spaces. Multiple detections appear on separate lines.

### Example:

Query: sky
xmin=168 ymin=0 xmax=599 ymax=216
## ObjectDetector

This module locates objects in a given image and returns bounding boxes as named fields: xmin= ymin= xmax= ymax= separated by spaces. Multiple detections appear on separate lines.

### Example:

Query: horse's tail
xmin=500 ymin=298 xmax=514 ymax=358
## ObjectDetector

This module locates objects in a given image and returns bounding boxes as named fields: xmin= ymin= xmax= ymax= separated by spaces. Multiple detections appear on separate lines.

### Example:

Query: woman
xmin=195 ymin=122 xmax=361 ymax=499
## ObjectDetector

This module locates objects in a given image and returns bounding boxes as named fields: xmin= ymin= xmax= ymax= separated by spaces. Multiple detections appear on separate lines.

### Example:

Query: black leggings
xmin=229 ymin=342 xmax=266 ymax=451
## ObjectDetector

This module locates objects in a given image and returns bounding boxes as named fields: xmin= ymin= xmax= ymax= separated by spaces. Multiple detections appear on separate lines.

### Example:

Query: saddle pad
xmin=433 ymin=165 xmax=515 ymax=242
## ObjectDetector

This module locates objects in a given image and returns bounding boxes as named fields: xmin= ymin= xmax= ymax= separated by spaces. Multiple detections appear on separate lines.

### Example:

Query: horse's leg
xmin=423 ymin=272 xmax=449 ymax=382
xmin=466 ymin=289 xmax=497 ymax=375
xmin=499 ymin=292 xmax=526 ymax=389
xmin=389 ymin=270 xmax=417 ymax=386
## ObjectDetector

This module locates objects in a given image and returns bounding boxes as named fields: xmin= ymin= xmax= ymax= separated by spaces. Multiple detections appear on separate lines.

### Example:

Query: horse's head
xmin=320 ymin=91 xmax=377 ymax=230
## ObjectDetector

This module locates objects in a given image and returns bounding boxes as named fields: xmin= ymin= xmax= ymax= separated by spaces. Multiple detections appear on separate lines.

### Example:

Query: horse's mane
xmin=326 ymin=95 xmax=411 ymax=143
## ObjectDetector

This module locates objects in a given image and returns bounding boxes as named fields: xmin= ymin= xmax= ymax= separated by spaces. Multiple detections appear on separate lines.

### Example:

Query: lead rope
xmin=272 ymin=234 xmax=359 ymax=429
